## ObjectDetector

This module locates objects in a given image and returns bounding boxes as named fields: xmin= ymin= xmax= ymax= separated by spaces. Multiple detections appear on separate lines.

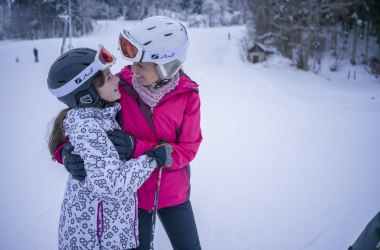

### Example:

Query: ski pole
xmin=149 ymin=166 xmax=163 ymax=250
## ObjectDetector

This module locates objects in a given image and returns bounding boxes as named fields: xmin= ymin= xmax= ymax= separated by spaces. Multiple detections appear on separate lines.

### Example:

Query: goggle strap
xmin=49 ymin=60 xmax=101 ymax=98
xmin=50 ymin=46 xmax=116 ymax=98
xmin=120 ymin=31 xmax=188 ymax=64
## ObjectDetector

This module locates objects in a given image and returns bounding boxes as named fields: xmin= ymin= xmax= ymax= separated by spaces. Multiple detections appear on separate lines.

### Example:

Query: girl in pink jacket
xmin=59 ymin=16 xmax=202 ymax=249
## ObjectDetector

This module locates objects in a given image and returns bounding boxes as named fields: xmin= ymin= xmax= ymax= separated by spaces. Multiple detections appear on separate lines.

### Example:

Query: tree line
xmin=245 ymin=0 xmax=380 ymax=71
xmin=1 ymin=0 xmax=379 ymax=73
xmin=0 ymin=0 xmax=251 ymax=40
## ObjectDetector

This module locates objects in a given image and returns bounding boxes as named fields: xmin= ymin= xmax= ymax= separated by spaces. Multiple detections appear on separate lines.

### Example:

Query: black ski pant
xmin=135 ymin=200 xmax=201 ymax=250
xmin=348 ymin=211 xmax=380 ymax=250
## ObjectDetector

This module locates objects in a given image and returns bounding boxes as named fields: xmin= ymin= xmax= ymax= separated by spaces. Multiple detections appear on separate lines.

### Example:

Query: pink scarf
xmin=132 ymin=73 xmax=179 ymax=108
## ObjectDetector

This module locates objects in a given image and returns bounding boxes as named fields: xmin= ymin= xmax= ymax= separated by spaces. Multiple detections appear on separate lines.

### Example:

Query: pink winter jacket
xmin=118 ymin=66 xmax=202 ymax=210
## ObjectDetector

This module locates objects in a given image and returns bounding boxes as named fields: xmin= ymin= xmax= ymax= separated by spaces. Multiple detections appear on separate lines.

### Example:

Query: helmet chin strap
xmin=153 ymin=64 xmax=176 ymax=89
xmin=156 ymin=64 xmax=168 ymax=80
xmin=98 ymin=99 xmax=114 ymax=108
xmin=153 ymin=61 xmax=183 ymax=88
xmin=151 ymin=79 xmax=170 ymax=89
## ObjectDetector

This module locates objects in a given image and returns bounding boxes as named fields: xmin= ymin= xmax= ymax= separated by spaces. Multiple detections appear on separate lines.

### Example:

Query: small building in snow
xmin=247 ymin=43 xmax=273 ymax=63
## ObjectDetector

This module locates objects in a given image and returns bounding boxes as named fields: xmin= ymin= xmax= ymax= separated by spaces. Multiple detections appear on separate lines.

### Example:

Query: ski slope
xmin=0 ymin=20 xmax=379 ymax=249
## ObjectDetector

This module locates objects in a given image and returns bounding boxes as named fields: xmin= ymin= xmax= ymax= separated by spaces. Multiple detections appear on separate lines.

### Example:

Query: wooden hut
xmin=247 ymin=43 xmax=273 ymax=63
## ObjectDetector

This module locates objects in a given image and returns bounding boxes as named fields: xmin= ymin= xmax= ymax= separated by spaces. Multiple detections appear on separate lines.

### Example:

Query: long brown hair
xmin=48 ymin=71 xmax=105 ymax=160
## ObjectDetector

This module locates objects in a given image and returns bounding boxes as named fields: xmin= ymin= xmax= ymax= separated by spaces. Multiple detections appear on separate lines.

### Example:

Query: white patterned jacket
xmin=58 ymin=102 xmax=156 ymax=250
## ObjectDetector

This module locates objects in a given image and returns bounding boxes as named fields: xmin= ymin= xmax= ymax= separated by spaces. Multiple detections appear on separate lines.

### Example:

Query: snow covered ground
xmin=0 ymin=20 xmax=379 ymax=250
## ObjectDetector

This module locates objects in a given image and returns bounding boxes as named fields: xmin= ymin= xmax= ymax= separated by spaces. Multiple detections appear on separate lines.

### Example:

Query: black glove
xmin=62 ymin=129 xmax=134 ymax=181
xmin=146 ymin=144 xmax=173 ymax=168
xmin=106 ymin=129 xmax=136 ymax=161
xmin=62 ymin=142 xmax=86 ymax=181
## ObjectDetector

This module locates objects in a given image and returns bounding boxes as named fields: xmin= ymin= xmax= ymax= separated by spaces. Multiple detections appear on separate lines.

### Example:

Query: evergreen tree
xmin=193 ymin=0 xmax=203 ymax=14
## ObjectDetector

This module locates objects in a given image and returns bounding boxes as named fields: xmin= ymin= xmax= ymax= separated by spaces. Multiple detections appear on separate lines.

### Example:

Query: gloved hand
xmin=146 ymin=144 xmax=173 ymax=168
xmin=62 ymin=142 xmax=86 ymax=181
xmin=61 ymin=129 xmax=135 ymax=180
xmin=106 ymin=129 xmax=136 ymax=161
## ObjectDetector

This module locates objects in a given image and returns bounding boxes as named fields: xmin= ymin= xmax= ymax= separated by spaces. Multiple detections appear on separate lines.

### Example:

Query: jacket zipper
xmin=149 ymin=107 xmax=159 ymax=143
xmin=133 ymin=193 xmax=138 ymax=246
xmin=150 ymin=107 xmax=154 ymax=122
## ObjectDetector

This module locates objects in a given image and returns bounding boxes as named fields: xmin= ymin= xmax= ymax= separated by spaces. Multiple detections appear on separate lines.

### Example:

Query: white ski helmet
xmin=119 ymin=16 xmax=189 ymax=80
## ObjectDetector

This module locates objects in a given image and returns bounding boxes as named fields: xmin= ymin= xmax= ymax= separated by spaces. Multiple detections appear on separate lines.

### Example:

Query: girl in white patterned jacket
xmin=47 ymin=46 xmax=172 ymax=249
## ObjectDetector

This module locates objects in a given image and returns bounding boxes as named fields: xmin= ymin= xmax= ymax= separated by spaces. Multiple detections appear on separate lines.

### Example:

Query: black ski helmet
xmin=47 ymin=48 xmax=101 ymax=108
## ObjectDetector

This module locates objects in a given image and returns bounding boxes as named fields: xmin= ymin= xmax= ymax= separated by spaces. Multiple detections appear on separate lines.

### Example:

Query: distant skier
xmin=15 ymin=57 xmax=19 ymax=63
xmin=33 ymin=47 xmax=39 ymax=62
xmin=228 ymin=33 xmax=231 ymax=40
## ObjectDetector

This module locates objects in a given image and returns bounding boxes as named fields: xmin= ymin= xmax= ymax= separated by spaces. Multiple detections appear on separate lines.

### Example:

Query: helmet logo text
xmin=151 ymin=53 xmax=175 ymax=60
xmin=75 ymin=67 xmax=94 ymax=84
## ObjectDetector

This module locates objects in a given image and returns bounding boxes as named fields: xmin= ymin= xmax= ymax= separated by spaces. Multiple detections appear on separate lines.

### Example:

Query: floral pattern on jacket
xmin=59 ymin=103 xmax=156 ymax=249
